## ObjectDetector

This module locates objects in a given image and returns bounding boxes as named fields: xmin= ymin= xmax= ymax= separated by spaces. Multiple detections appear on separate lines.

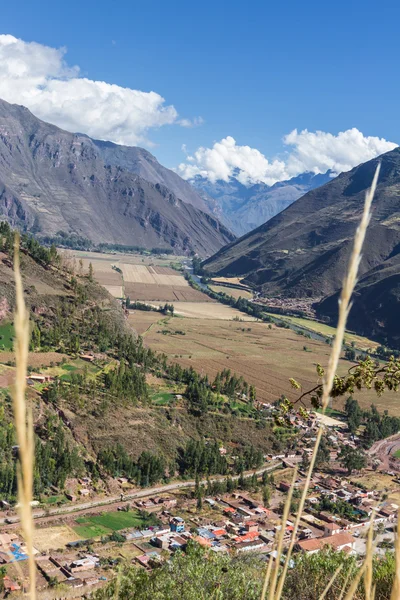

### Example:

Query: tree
xmin=88 ymin=262 xmax=94 ymax=282
xmin=300 ymin=451 xmax=310 ymax=471
xmin=314 ymin=437 xmax=330 ymax=469
xmin=196 ymin=488 xmax=203 ymax=511
xmin=344 ymin=348 xmax=356 ymax=361
xmin=338 ymin=445 xmax=367 ymax=474
xmin=262 ymin=485 xmax=271 ymax=507
xmin=249 ymin=385 xmax=256 ymax=404
xmin=344 ymin=397 xmax=362 ymax=435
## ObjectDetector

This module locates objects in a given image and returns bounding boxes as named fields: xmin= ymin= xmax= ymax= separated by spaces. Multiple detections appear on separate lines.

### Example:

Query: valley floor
xmin=128 ymin=311 xmax=399 ymax=414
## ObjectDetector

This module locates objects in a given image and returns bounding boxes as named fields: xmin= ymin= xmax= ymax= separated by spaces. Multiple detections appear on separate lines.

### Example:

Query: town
xmin=0 ymin=405 xmax=398 ymax=597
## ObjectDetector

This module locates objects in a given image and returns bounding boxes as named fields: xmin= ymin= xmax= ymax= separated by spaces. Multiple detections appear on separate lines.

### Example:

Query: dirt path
xmin=0 ymin=462 xmax=282 ymax=529
xmin=368 ymin=432 xmax=400 ymax=471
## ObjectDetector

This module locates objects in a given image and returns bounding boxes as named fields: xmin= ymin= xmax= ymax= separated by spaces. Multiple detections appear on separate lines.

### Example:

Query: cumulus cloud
xmin=177 ymin=129 xmax=398 ymax=185
xmin=0 ymin=34 xmax=197 ymax=146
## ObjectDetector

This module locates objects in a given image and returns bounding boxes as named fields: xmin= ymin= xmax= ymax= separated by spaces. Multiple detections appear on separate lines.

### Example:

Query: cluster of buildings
xmin=36 ymin=553 xmax=102 ymax=590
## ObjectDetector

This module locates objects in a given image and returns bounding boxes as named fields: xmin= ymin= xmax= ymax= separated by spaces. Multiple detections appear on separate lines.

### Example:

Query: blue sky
xmin=1 ymin=0 xmax=399 ymax=183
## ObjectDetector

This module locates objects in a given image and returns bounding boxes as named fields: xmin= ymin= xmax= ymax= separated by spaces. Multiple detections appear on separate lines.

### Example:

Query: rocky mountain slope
xmin=190 ymin=171 xmax=332 ymax=235
xmin=203 ymin=147 xmax=400 ymax=344
xmin=92 ymin=139 xmax=213 ymax=214
xmin=0 ymin=99 xmax=234 ymax=256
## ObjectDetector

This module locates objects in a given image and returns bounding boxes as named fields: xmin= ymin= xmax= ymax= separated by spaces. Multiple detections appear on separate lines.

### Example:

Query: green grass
xmin=394 ymin=449 xmax=400 ymax=459
xmin=151 ymin=391 xmax=174 ymax=406
xmin=42 ymin=495 xmax=66 ymax=505
xmin=60 ymin=374 xmax=72 ymax=382
xmin=73 ymin=523 xmax=111 ymax=539
xmin=61 ymin=363 xmax=77 ymax=371
xmin=73 ymin=510 xmax=159 ymax=538
xmin=0 ymin=322 xmax=14 ymax=350
xmin=316 ymin=406 xmax=344 ymax=419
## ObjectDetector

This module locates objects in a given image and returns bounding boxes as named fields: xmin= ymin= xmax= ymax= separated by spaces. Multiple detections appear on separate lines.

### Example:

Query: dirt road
xmin=368 ymin=432 xmax=400 ymax=471
xmin=1 ymin=462 xmax=282 ymax=529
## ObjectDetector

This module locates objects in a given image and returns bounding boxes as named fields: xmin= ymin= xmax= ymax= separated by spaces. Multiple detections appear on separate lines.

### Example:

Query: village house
xmin=69 ymin=556 xmax=98 ymax=573
xmin=169 ymin=516 xmax=185 ymax=532
xmin=236 ymin=539 xmax=266 ymax=553
xmin=26 ymin=373 xmax=53 ymax=384
xmin=80 ymin=354 xmax=95 ymax=363
xmin=3 ymin=575 xmax=21 ymax=593
xmin=295 ymin=532 xmax=355 ymax=555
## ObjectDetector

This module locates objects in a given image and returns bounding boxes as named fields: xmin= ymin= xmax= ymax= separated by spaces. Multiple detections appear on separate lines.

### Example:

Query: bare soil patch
xmin=172 ymin=302 xmax=256 ymax=320
xmin=0 ymin=351 xmax=67 ymax=368
xmin=104 ymin=285 xmax=124 ymax=298
xmin=120 ymin=264 xmax=188 ymax=286
xmin=33 ymin=525 xmax=80 ymax=552
xmin=125 ymin=284 xmax=210 ymax=302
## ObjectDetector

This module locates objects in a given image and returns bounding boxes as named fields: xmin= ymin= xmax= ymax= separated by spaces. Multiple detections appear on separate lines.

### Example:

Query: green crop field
xmin=73 ymin=522 xmax=111 ymax=539
xmin=0 ymin=322 xmax=14 ymax=350
xmin=151 ymin=391 xmax=174 ymax=406
xmin=73 ymin=509 xmax=160 ymax=538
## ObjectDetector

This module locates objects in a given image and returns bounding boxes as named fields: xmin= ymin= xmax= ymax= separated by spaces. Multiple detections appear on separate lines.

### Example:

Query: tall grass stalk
xmin=13 ymin=233 xmax=36 ymax=599
xmin=319 ymin=162 xmax=380 ymax=411
xmin=390 ymin=513 xmax=400 ymax=599
xmin=262 ymin=163 xmax=381 ymax=600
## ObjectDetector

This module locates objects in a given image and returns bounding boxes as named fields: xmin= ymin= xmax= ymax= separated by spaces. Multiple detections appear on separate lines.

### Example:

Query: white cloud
xmin=177 ymin=129 xmax=398 ymax=185
xmin=0 ymin=34 xmax=199 ymax=146
xmin=283 ymin=128 xmax=397 ymax=177
xmin=179 ymin=116 xmax=205 ymax=128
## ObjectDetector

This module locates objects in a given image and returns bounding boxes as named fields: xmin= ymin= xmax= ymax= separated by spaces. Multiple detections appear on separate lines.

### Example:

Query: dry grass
xmin=33 ymin=525 xmax=80 ymax=552
xmin=209 ymin=284 xmax=253 ymax=299
xmin=12 ymin=234 xmax=36 ymax=599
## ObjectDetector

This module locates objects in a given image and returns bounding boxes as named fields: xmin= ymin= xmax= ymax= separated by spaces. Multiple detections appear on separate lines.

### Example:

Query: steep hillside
xmin=92 ymin=139 xmax=213 ymax=214
xmin=0 ymin=99 xmax=234 ymax=256
xmin=203 ymin=148 xmax=400 ymax=300
xmin=190 ymin=171 xmax=332 ymax=235
xmin=318 ymin=250 xmax=400 ymax=347
xmin=0 ymin=226 xmax=278 ymax=501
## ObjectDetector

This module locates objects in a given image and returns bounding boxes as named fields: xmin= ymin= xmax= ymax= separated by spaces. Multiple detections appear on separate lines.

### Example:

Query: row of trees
xmin=0 ymin=412 xmax=85 ymax=500
xmin=98 ymin=445 xmax=168 ymax=487
xmin=99 ymin=440 xmax=266 ymax=485
xmin=344 ymin=397 xmax=400 ymax=446
xmin=0 ymin=222 xmax=59 ymax=266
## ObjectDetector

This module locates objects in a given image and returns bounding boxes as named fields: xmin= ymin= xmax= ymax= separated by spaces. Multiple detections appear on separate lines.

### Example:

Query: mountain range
xmin=0 ymin=99 xmax=234 ymax=256
xmin=190 ymin=171 xmax=333 ymax=236
xmin=203 ymin=147 xmax=400 ymax=346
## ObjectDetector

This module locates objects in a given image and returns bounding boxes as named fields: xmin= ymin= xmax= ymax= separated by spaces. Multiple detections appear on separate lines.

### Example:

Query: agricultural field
xmin=268 ymin=314 xmax=379 ymax=351
xmin=0 ymin=321 xmax=14 ymax=350
xmin=73 ymin=510 xmax=159 ymax=538
xmin=63 ymin=250 xmax=211 ymax=302
xmin=0 ymin=351 xmax=68 ymax=368
xmin=171 ymin=302 xmax=256 ymax=320
xmin=33 ymin=525 xmax=81 ymax=552
xmin=125 ymin=283 xmax=209 ymax=302
xmin=208 ymin=285 xmax=253 ymax=300
xmin=131 ymin=313 xmax=400 ymax=414
xmin=211 ymin=276 xmax=250 ymax=287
